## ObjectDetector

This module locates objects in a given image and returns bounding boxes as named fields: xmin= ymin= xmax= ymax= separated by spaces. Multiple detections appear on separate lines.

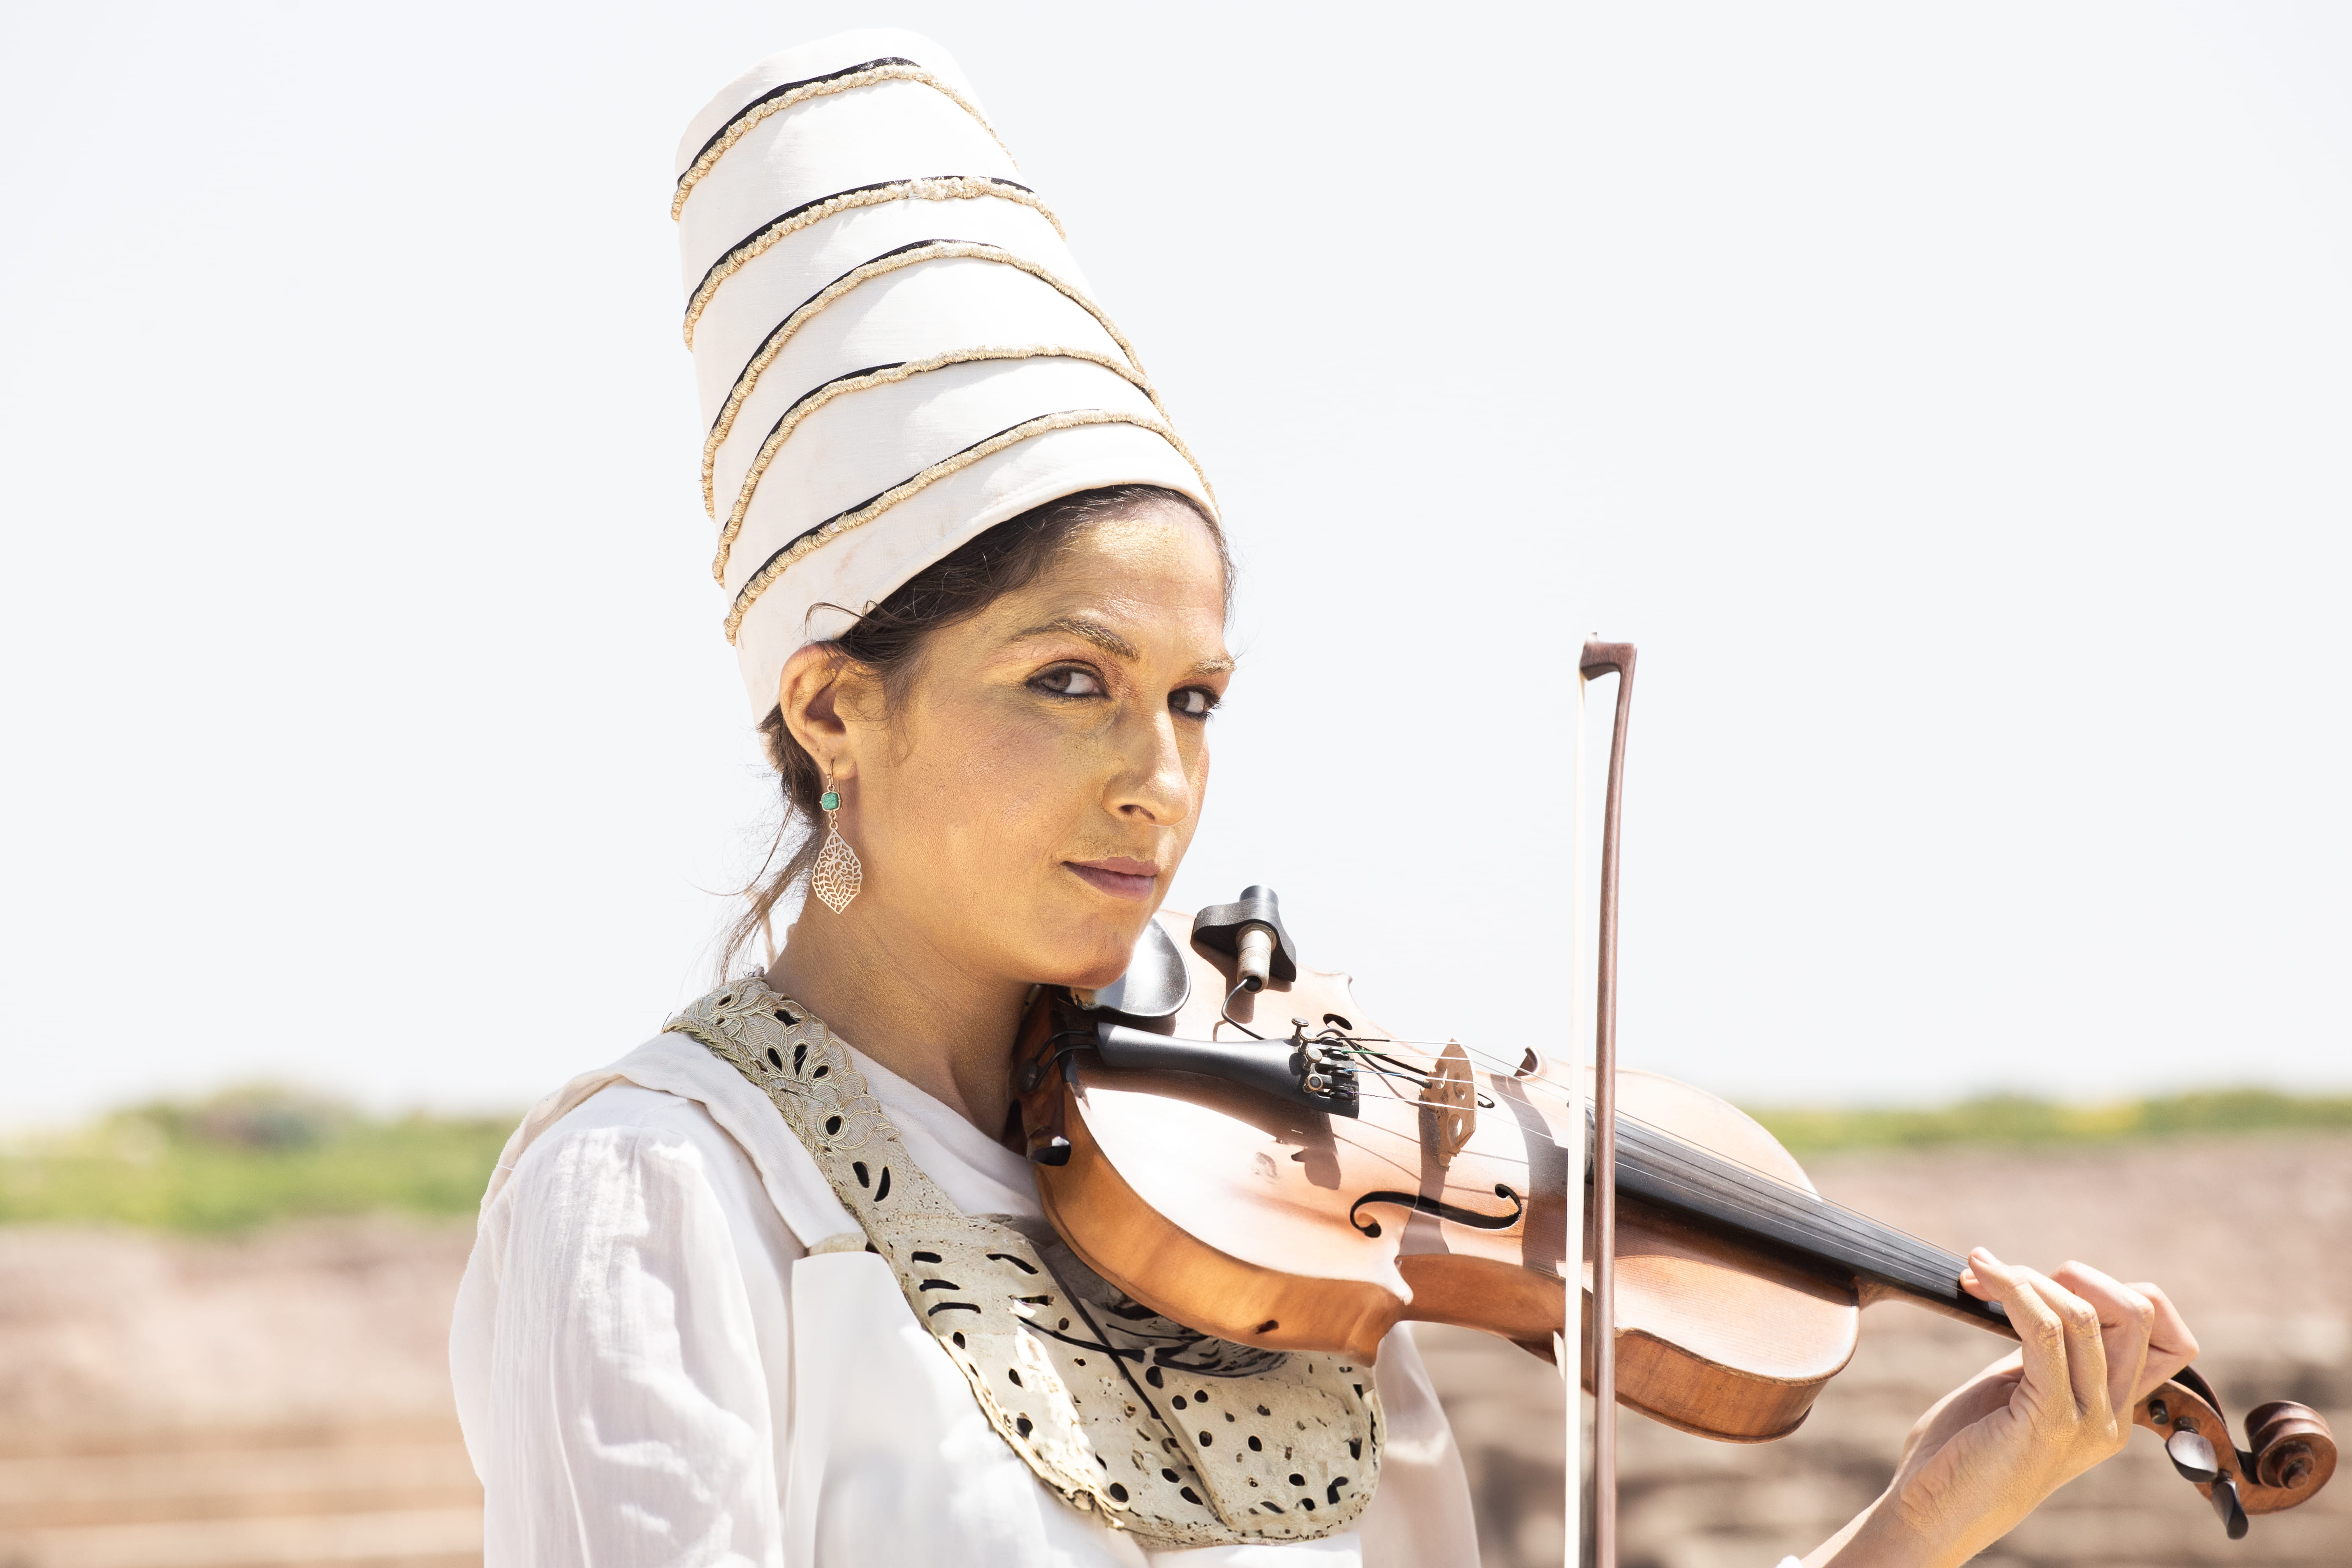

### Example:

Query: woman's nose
xmin=1111 ymin=711 xmax=1194 ymax=826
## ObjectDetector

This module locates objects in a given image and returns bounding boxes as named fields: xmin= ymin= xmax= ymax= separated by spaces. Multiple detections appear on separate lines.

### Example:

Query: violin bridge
xmin=1419 ymin=1041 xmax=1476 ymax=1168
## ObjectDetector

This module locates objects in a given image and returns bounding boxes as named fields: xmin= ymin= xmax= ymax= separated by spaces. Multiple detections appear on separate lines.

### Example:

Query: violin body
xmin=1013 ymin=908 xmax=2336 ymax=1522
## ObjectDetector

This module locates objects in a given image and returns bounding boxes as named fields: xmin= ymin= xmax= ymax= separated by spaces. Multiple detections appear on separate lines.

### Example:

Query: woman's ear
xmin=777 ymin=644 xmax=856 ymax=780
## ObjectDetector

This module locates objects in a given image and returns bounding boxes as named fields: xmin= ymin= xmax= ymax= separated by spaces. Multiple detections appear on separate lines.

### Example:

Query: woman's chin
xmin=1029 ymin=917 xmax=1152 ymax=992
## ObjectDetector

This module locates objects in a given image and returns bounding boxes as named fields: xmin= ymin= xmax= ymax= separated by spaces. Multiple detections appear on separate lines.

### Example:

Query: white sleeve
xmin=1355 ymin=1325 xmax=1480 ymax=1568
xmin=454 ymin=1103 xmax=794 ymax=1568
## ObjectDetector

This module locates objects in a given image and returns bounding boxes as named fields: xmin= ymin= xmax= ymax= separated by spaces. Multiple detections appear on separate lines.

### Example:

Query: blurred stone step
xmin=0 ymin=1443 xmax=479 ymax=1530
xmin=0 ymin=1504 xmax=481 ymax=1568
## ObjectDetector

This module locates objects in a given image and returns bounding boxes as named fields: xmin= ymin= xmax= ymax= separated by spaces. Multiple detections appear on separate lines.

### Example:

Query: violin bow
xmin=1563 ymin=640 xmax=2340 ymax=1560
xmin=1578 ymin=639 xmax=1637 ymax=1568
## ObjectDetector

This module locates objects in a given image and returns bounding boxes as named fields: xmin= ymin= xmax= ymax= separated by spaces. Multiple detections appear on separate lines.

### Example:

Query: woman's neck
xmin=764 ymin=905 xmax=1032 ymax=1140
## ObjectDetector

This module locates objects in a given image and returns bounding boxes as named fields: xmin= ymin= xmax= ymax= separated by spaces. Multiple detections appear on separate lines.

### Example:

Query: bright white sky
xmin=3 ymin=3 xmax=2347 ymax=1126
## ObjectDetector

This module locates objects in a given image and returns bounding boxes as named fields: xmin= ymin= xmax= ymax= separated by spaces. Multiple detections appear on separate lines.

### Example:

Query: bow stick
xmin=1578 ymin=638 xmax=1637 ymax=1568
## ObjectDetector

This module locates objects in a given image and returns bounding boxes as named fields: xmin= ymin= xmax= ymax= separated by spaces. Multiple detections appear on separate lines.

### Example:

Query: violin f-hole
xmin=1347 ymin=1183 xmax=1525 ymax=1238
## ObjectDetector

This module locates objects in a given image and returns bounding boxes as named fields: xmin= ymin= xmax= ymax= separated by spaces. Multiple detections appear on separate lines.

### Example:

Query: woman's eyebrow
xmin=1012 ymin=615 xmax=1234 ymax=677
xmin=1013 ymin=615 xmax=1140 ymax=660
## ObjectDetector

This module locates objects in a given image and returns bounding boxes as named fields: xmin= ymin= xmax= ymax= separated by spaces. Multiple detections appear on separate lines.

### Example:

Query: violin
xmin=1009 ymin=642 xmax=2334 ymax=1552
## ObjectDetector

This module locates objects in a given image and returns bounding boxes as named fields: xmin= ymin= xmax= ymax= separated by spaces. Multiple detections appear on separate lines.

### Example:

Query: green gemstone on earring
xmin=819 ymin=790 xmax=840 ymax=812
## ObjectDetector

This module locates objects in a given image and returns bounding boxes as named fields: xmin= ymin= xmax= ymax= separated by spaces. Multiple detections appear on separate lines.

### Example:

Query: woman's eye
xmin=1032 ymin=666 xmax=1106 ymax=697
xmin=1171 ymin=686 xmax=1218 ymax=718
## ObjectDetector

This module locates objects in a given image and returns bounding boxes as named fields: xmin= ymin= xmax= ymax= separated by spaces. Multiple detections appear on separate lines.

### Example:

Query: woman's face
xmin=827 ymin=501 xmax=1231 ymax=990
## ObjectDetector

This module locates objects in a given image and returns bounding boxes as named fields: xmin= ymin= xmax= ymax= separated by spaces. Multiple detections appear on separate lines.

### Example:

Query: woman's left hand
xmin=1806 ymin=1248 xmax=2199 ymax=1568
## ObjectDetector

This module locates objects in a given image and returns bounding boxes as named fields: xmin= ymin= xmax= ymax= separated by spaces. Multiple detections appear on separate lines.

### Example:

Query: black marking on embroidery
xmin=917 ymin=1279 xmax=961 ymax=1292
xmin=1107 ymin=1482 xmax=1128 ymax=1502
xmin=1354 ymin=1383 xmax=1364 ymax=1397
xmin=986 ymin=1252 xmax=1040 ymax=1274
xmin=812 ymin=1064 xmax=829 ymax=1078
xmin=1328 ymin=1477 xmax=1351 ymax=1504
xmin=1016 ymin=1294 xmax=1052 ymax=1306
xmin=1180 ymin=1486 xmax=1203 ymax=1505
xmin=1224 ymin=1412 xmax=1235 ymax=1422
xmin=874 ymin=1167 xmax=891 ymax=1201
xmin=1171 ymin=1395 xmax=1187 ymax=1410
xmin=852 ymin=1161 xmax=869 ymax=1187
xmin=1247 ymin=1435 xmax=1263 ymax=1451
xmin=774 ymin=1005 xmax=800 ymax=1024
xmin=1300 ymin=1497 xmax=1316 ymax=1511
xmin=912 ymin=1250 xmax=940 ymax=1263
xmin=1027 ymin=1323 xmax=1130 ymax=1359
xmin=1194 ymin=1389 xmax=1208 ymax=1403
xmin=1349 ymin=1438 xmax=1362 ymax=1459
xmin=823 ymin=1115 xmax=842 ymax=1135
xmin=791 ymin=1042 xmax=807 ymax=1072
xmin=951 ymin=1331 xmax=966 ymax=1347
xmin=1007 ymin=1368 xmax=1023 ymax=1387
xmin=1144 ymin=1365 xmax=1164 ymax=1388
xmin=1059 ymin=1318 xmax=1070 ymax=1330
xmin=1197 ymin=1431 xmax=1212 ymax=1447
xmin=1289 ymin=1473 xmax=1306 ymax=1487
xmin=927 ymin=1301 xmax=980 ymax=1316
xmin=765 ymin=1047 xmax=783 ymax=1068
xmin=1160 ymin=1467 xmax=1180 ymax=1482
xmin=1262 ymin=1500 xmax=1285 ymax=1513
xmin=1015 ymin=1413 xmax=1033 ymax=1437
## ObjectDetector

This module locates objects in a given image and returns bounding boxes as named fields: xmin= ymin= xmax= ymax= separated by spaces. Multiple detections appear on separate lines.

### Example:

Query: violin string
xmin=1170 ymin=1018 xmax=1980 ymax=1282
xmin=1604 ymin=1106 xmax=1973 ymax=1275
xmin=1260 ymin=1050 xmax=1973 ymax=1284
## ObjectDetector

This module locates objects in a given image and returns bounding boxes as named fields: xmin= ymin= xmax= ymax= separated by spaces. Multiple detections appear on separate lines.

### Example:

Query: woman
xmin=451 ymin=30 xmax=2196 ymax=1567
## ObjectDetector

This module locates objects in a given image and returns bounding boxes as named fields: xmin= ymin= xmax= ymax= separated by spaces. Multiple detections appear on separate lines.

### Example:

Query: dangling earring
xmin=811 ymin=767 xmax=863 ymax=914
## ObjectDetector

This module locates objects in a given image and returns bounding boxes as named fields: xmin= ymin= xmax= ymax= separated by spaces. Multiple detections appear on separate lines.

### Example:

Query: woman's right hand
xmin=1803 ymin=1248 xmax=2198 ymax=1567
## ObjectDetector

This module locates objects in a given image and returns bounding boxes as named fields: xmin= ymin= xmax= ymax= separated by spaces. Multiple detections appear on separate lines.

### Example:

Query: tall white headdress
xmin=675 ymin=30 xmax=1216 ymax=717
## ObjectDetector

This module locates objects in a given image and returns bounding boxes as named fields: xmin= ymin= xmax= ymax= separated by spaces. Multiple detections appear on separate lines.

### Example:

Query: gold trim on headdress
xmin=723 ymin=408 xmax=1214 ymax=644
xmin=713 ymin=347 xmax=1169 ymax=586
xmin=700 ymin=241 xmax=1152 ymax=518
xmin=684 ymin=177 xmax=1064 ymax=348
xmin=672 ymin=59 xmax=1013 ymax=221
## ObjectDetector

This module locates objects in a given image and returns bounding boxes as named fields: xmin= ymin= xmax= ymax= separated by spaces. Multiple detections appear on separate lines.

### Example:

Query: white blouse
xmin=451 ymin=1030 xmax=1483 ymax=1567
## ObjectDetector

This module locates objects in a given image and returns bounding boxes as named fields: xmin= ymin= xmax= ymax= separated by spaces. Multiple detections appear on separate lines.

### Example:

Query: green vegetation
xmin=5 ymin=1087 xmax=2348 ymax=1231
xmin=0 ymin=1087 xmax=515 ymax=1232
xmin=1748 ymin=1090 xmax=2352 ymax=1155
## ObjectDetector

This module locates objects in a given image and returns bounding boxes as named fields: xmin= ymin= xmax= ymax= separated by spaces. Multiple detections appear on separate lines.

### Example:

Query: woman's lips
xmin=1067 ymin=858 xmax=1159 ymax=900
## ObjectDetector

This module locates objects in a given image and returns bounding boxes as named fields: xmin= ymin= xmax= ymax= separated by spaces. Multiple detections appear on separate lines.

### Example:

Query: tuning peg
xmin=2209 ymin=1474 xmax=2249 ymax=1540
xmin=2166 ymin=1428 xmax=2219 ymax=1484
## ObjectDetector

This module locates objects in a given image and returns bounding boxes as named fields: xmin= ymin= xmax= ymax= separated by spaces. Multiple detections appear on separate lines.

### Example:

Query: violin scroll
xmin=2135 ymin=1372 xmax=2336 ymax=1536
xmin=2246 ymin=1400 xmax=2335 ymax=1496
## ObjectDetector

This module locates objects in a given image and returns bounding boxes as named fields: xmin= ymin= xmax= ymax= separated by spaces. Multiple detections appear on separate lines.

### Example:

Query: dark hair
xmin=717 ymin=483 xmax=1228 ymax=975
